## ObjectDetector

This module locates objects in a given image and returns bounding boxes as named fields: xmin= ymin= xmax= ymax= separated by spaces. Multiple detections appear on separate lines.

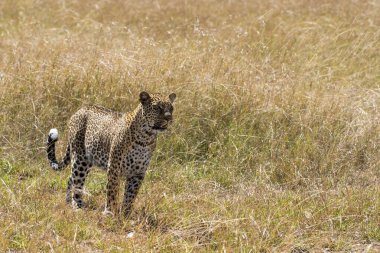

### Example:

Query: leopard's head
xmin=139 ymin=91 xmax=176 ymax=133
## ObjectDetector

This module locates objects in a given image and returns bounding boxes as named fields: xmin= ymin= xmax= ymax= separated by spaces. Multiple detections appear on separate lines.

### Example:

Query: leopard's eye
xmin=154 ymin=104 xmax=164 ymax=112
xmin=158 ymin=103 xmax=166 ymax=112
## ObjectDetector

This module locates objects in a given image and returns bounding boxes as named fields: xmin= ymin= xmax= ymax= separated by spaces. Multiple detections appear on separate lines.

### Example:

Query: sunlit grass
xmin=0 ymin=0 xmax=379 ymax=251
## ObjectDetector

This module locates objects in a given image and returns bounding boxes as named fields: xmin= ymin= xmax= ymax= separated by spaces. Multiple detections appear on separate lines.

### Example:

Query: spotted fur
xmin=47 ymin=91 xmax=176 ymax=217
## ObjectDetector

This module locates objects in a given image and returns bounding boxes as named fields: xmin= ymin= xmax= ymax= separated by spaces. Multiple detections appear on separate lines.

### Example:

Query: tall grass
xmin=0 ymin=0 xmax=379 ymax=251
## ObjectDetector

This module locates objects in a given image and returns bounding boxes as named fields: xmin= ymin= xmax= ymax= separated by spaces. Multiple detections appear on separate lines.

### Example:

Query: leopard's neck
xmin=125 ymin=105 xmax=157 ymax=147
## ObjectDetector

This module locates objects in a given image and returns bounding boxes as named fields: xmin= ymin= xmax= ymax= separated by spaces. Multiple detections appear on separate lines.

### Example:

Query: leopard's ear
xmin=169 ymin=93 xmax=176 ymax=103
xmin=139 ymin=91 xmax=151 ymax=104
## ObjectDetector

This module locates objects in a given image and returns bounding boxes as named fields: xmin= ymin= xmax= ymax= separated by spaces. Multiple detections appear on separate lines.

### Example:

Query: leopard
xmin=46 ymin=91 xmax=176 ymax=217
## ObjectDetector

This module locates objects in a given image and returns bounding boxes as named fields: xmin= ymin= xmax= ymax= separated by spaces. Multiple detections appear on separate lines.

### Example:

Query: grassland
xmin=0 ymin=0 xmax=379 ymax=252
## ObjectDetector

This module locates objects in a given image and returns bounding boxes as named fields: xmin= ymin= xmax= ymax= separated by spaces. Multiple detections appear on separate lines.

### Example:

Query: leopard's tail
xmin=47 ymin=128 xmax=70 ymax=171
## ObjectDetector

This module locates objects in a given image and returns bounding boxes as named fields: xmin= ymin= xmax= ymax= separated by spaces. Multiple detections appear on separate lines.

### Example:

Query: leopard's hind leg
xmin=70 ymin=153 xmax=92 ymax=208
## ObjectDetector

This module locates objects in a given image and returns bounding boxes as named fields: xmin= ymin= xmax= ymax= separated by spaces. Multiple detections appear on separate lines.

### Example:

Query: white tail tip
xmin=49 ymin=128 xmax=59 ymax=141
xmin=51 ymin=163 xmax=59 ymax=170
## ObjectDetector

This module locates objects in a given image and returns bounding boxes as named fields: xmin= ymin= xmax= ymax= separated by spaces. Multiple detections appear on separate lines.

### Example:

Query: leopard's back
xmin=68 ymin=105 xmax=125 ymax=169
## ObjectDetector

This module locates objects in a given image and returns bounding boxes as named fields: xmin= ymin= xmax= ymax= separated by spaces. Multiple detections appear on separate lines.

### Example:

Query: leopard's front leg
xmin=104 ymin=164 xmax=121 ymax=216
xmin=122 ymin=173 xmax=145 ymax=218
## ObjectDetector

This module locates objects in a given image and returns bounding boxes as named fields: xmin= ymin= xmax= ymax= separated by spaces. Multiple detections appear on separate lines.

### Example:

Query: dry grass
xmin=0 ymin=0 xmax=379 ymax=251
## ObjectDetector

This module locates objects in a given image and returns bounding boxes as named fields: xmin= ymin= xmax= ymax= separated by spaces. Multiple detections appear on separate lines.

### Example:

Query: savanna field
xmin=0 ymin=0 xmax=379 ymax=252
